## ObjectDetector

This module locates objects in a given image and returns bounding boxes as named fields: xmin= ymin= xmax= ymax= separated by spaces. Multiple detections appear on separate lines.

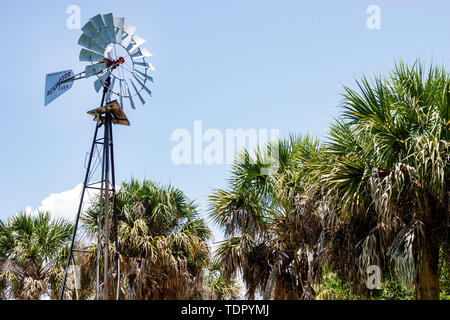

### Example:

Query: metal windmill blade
xmin=81 ymin=21 xmax=108 ymax=48
xmin=122 ymin=24 xmax=136 ymax=38
xmin=130 ymin=79 xmax=145 ymax=105
xmin=94 ymin=71 xmax=112 ymax=93
xmin=120 ymin=24 xmax=136 ymax=48
xmin=45 ymin=13 xmax=154 ymax=110
xmin=80 ymin=49 xmax=105 ymax=62
xmin=105 ymin=76 xmax=116 ymax=102
xmin=85 ymin=62 xmax=107 ymax=77
xmin=130 ymin=48 xmax=152 ymax=59
xmin=118 ymin=79 xmax=125 ymax=108
xmin=90 ymin=14 xmax=110 ymax=45
xmin=126 ymin=84 xmax=136 ymax=110
xmin=127 ymin=35 xmax=146 ymax=54
xmin=78 ymin=33 xmax=105 ymax=55
xmin=113 ymin=17 xmax=125 ymax=43
xmin=102 ymin=13 xmax=117 ymax=43
xmin=133 ymin=75 xmax=152 ymax=97
xmin=134 ymin=61 xmax=155 ymax=70
xmin=134 ymin=68 xmax=154 ymax=83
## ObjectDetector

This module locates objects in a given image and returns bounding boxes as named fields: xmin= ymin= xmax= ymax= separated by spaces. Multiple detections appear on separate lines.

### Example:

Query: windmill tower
xmin=44 ymin=13 xmax=154 ymax=300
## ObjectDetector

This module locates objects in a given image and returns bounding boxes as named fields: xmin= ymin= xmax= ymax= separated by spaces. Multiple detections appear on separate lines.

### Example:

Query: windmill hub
xmin=104 ymin=56 xmax=125 ymax=70
xmin=104 ymin=42 xmax=132 ymax=72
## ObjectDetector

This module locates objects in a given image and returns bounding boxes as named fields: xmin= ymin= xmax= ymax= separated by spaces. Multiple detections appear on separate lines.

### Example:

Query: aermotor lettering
xmin=47 ymin=72 xmax=72 ymax=97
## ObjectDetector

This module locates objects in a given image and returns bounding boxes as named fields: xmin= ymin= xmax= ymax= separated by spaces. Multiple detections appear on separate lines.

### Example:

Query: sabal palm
xmin=314 ymin=62 xmax=450 ymax=299
xmin=81 ymin=179 xmax=211 ymax=300
xmin=0 ymin=212 xmax=73 ymax=300
xmin=203 ymin=258 xmax=241 ymax=300
xmin=209 ymin=136 xmax=325 ymax=299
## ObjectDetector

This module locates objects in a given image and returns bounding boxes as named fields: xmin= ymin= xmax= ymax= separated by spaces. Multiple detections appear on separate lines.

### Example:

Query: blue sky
xmin=1 ymin=0 xmax=450 ymax=242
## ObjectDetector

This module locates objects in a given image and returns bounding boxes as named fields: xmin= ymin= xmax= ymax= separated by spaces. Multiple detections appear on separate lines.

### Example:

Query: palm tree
xmin=203 ymin=258 xmax=241 ymax=300
xmin=209 ymin=136 xmax=325 ymax=299
xmin=312 ymin=62 xmax=450 ymax=299
xmin=81 ymin=179 xmax=212 ymax=299
xmin=0 ymin=212 xmax=73 ymax=300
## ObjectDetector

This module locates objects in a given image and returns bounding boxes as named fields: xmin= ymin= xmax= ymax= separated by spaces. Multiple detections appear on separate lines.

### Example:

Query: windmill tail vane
xmin=44 ymin=12 xmax=154 ymax=109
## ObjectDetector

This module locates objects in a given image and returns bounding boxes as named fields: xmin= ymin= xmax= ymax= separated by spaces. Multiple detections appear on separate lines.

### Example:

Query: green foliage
xmin=203 ymin=259 xmax=241 ymax=300
xmin=316 ymin=272 xmax=358 ymax=300
xmin=211 ymin=60 xmax=449 ymax=300
xmin=310 ymin=61 xmax=450 ymax=299
xmin=439 ymin=253 xmax=450 ymax=300
xmin=209 ymin=135 xmax=325 ymax=299
xmin=369 ymin=277 xmax=416 ymax=300
xmin=80 ymin=179 xmax=212 ymax=300
xmin=0 ymin=212 xmax=73 ymax=300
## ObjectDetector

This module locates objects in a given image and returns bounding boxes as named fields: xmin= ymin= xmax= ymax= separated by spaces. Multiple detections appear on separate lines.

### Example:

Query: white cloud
xmin=27 ymin=184 xmax=99 ymax=222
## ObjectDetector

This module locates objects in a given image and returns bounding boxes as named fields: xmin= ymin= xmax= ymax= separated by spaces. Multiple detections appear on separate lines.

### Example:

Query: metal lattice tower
xmin=60 ymin=82 xmax=129 ymax=300
xmin=43 ymin=13 xmax=154 ymax=300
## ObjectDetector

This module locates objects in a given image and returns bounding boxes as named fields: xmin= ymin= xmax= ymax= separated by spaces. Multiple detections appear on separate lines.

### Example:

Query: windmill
xmin=44 ymin=13 xmax=154 ymax=300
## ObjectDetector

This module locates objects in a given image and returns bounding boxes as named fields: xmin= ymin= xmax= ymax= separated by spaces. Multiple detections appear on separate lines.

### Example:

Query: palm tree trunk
xmin=247 ymin=288 xmax=255 ymax=300
xmin=418 ymin=239 xmax=440 ymax=300
xmin=263 ymin=268 xmax=278 ymax=300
